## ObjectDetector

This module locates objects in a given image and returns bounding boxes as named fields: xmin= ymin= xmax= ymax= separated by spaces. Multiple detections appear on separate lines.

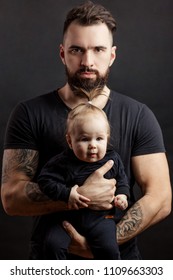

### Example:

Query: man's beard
xmin=65 ymin=66 xmax=110 ymax=95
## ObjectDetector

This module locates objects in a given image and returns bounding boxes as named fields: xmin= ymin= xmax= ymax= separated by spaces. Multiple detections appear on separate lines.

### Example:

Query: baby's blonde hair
xmin=66 ymin=102 xmax=110 ymax=139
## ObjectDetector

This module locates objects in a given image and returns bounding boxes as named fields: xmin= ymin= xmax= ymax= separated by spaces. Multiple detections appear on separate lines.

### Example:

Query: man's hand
xmin=77 ymin=160 xmax=116 ymax=210
xmin=63 ymin=221 xmax=93 ymax=259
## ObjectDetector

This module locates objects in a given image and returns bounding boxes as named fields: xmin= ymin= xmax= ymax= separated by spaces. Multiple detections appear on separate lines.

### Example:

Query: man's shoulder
xmin=21 ymin=90 xmax=57 ymax=106
xmin=15 ymin=90 xmax=63 ymax=116
xmin=110 ymin=90 xmax=144 ymax=107
xmin=109 ymin=90 xmax=148 ymax=117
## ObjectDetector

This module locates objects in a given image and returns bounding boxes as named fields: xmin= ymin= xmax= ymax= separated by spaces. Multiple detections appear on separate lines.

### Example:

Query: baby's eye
xmin=97 ymin=137 xmax=103 ymax=141
xmin=81 ymin=137 xmax=88 ymax=142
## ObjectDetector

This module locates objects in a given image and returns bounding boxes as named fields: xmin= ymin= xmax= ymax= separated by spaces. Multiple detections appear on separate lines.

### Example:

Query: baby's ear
xmin=66 ymin=134 xmax=73 ymax=149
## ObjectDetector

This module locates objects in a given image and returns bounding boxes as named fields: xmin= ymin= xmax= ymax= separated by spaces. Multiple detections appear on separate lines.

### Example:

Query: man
xmin=1 ymin=1 xmax=172 ymax=259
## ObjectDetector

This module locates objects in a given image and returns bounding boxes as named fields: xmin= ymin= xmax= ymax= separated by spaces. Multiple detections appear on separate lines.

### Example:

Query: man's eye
xmin=70 ymin=48 xmax=83 ymax=54
xmin=95 ymin=47 xmax=105 ymax=53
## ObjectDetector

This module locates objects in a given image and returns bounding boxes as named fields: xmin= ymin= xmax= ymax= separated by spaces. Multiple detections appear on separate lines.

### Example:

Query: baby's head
xmin=66 ymin=102 xmax=110 ymax=162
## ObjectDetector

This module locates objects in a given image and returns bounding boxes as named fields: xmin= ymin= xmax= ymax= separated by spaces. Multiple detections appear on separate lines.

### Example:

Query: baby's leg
xmin=44 ymin=224 xmax=71 ymax=260
xmin=87 ymin=216 xmax=120 ymax=260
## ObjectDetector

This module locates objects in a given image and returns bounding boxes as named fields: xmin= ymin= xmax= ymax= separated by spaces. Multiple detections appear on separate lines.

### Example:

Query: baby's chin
xmin=83 ymin=155 xmax=103 ymax=163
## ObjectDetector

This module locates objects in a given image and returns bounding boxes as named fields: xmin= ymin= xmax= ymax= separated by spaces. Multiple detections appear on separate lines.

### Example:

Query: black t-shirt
xmin=4 ymin=90 xmax=165 ymax=258
xmin=4 ymin=90 xmax=165 ymax=186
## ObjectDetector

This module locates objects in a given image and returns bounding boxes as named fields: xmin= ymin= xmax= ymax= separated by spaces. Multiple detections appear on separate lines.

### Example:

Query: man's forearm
xmin=1 ymin=148 xmax=69 ymax=216
xmin=26 ymin=181 xmax=69 ymax=214
xmin=2 ymin=180 xmax=68 ymax=216
xmin=116 ymin=201 xmax=143 ymax=245
xmin=117 ymin=193 xmax=171 ymax=245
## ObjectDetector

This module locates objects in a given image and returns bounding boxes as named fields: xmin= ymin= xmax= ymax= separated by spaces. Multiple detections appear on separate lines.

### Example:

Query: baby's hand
xmin=68 ymin=185 xmax=90 ymax=210
xmin=114 ymin=194 xmax=128 ymax=210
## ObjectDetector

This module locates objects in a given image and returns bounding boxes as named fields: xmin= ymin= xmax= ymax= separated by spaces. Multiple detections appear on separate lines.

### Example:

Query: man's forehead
xmin=68 ymin=44 xmax=107 ymax=50
xmin=63 ymin=22 xmax=113 ymax=45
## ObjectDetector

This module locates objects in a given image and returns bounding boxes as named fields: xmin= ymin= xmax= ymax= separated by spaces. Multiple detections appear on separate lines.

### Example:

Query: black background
xmin=0 ymin=0 xmax=172 ymax=259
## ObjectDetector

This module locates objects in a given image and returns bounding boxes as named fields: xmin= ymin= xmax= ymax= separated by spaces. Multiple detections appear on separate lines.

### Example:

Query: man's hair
xmin=63 ymin=1 xmax=117 ymax=37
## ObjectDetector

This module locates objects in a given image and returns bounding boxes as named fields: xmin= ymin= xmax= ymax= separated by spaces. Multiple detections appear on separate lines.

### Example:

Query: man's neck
xmin=58 ymin=83 xmax=110 ymax=109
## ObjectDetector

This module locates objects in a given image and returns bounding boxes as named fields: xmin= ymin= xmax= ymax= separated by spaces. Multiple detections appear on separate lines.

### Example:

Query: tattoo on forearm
xmin=2 ymin=149 xmax=50 ymax=202
xmin=15 ymin=149 xmax=39 ymax=178
xmin=1 ymin=168 xmax=9 ymax=184
xmin=2 ymin=149 xmax=39 ymax=184
xmin=117 ymin=202 xmax=143 ymax=241
xmin=25 ymin=182 xmax=50 ymax=202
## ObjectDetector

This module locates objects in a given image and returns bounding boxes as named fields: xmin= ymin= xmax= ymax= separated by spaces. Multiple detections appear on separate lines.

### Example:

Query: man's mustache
xmin=77 ymin=67 xmax=98 ymax=74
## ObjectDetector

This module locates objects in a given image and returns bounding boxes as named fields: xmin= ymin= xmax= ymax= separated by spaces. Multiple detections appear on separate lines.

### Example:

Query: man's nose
xmin=81 ymin=50 xmax=94 ymax=68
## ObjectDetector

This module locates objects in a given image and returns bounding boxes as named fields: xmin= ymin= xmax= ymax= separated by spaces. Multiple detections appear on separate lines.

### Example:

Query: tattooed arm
xmin=1 ymin=149 xmax=68 ymax=216
xmin=1 ymin=149 xmax=116 ymax=216
xmin=116 ymin=153 xmax=172 ymax=244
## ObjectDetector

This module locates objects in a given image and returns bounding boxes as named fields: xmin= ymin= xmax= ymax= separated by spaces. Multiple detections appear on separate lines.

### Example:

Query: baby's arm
xmin=68 ymin=185 xmax=90 ymax=210
xmin=114 ymin=194 xmax=128 ymax=210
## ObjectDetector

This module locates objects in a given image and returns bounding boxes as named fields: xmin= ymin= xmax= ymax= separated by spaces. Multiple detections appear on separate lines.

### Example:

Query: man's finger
xmin=63 ymin=221 xmax=80 ymax=239
xmin=63 ymin=221 xmax=93 ymax=259
xmin=94 ymin=160 xmax=114 ymax=176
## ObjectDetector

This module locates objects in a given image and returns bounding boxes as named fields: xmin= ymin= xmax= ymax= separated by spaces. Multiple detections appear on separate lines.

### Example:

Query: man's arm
xmin=1 ymin=149 xmax=116 ymax=216
xmin=117 ymin=152 xmax=172 ymax=244
xmin=1 ymin=149 xmax=68 ymax=216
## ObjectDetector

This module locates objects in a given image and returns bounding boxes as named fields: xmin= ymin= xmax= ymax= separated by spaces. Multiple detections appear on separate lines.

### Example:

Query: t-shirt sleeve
xmin=4 ymin=102 xmax=39 ymax=150
xmin=131 ymin=104 xmax=165 ymax=156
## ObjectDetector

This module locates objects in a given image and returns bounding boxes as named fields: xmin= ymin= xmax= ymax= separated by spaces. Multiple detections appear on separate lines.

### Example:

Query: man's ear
xmin=109 ymin=46 xmax=117 ymax=67
xmin=66 ymin=134 xmax=72 ymax=149
xmin=59 ymin=44 xmax=66 ymax=65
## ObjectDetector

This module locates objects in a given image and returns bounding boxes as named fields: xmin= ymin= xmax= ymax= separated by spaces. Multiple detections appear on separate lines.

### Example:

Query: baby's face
xmin=68 ymin=114 xmax=108 ymax=163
